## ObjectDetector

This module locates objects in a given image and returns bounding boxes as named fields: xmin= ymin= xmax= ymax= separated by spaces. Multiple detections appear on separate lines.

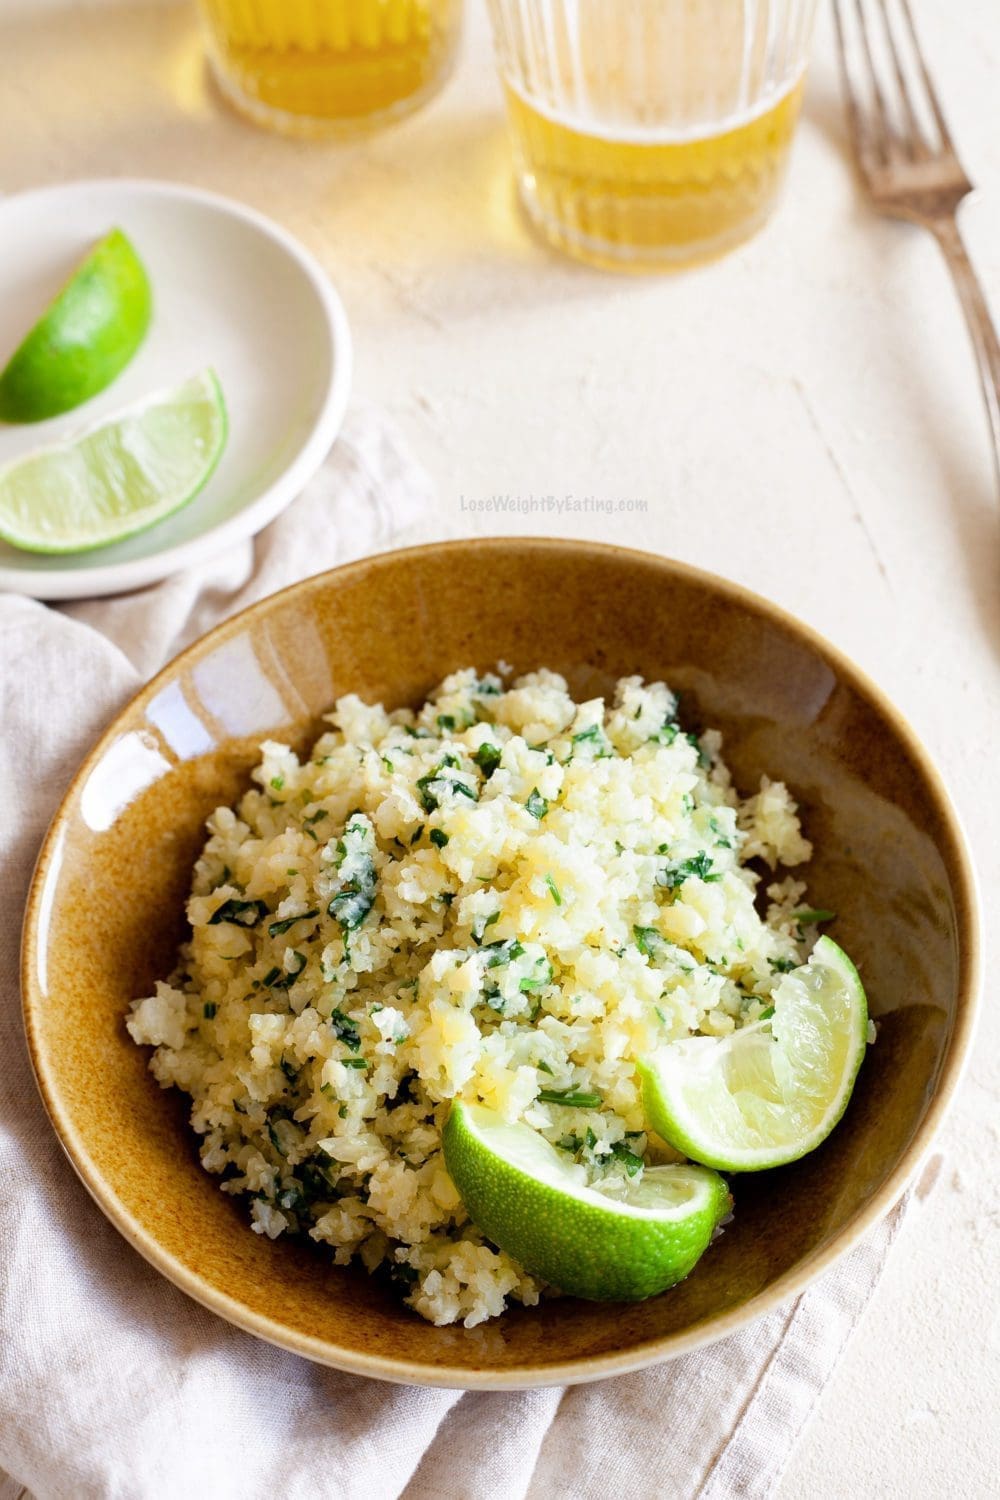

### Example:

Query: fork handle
xmin=930 ymin=215 xmax=1000 ymax=484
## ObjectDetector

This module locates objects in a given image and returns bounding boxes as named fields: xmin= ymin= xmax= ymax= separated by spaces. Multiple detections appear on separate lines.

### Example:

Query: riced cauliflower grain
xmin=128 ymin=668 xmax=815 ymax=1327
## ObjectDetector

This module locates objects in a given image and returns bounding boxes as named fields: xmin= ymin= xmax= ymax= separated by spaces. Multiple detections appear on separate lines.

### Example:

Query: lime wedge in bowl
xmin=0 ymin=228 xmax=152 ymax=423
xmin=0 ymin=369 xmax=228 ymax=555
xmin=443 ymin=1100 xmax=730 ymax=1301
xmin=638 ymin=936 xmax=869 ymax=1173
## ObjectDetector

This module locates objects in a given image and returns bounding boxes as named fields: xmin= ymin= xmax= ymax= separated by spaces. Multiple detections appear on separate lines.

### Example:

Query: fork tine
xmin=852 ymin=0 xmax=893 ymax=161
xmin=877 ymin=0 xmax=926 ymax=155
xmin=832 ymin=0 xmax=878 ymax=169
xmin=897 ymin=0 xmax=956 ymax=152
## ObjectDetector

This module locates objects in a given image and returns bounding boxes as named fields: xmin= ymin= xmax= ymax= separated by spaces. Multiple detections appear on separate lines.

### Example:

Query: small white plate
xmin=0 ymin=179 xmax=352 ymax=600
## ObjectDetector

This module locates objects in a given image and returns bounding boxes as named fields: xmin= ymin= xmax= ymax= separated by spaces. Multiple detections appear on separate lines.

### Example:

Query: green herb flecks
xmin=471 ymin=910 xmax=500 ymax=946
xmin=519 ymin=957 xmax=554 ymax=992
xmin=483 ymin=938 xmax=524 ymax=968
xmin=473 ymin=742 xmax=502 ymax=778
xmin=537 ymin=1087 xmax=602 ymax=1109
xmin=417 ymin=753 xmax=480 ymax=812
xmin=633 ymin=924 xmax=668 ymax=959
xmin=571 ymin=723 xmax=612 ymax=759
xmin=526 ymin=788 xmax=549 ymax=820
xmin=208 ymin=897 xmax=269 ymax=928
xmin=327 ymin=812 xmax=377 ymax=931
xmin=544 ymin=874 xmax=562 ymax=906
xmin=792 ymin=908 xmax=837 ymax=926
xmin=656 ymin=851 xmax=720 ymax=890
xmin=430 ymin=828 xmax=449 ymax=849
xmin=268 ymin=909 xmax=319 ymax=938
xmin=329 ymin=1008 xmax=361 ymax=1052
xmin=608 ymin=1140 xmax=644 ymax=1177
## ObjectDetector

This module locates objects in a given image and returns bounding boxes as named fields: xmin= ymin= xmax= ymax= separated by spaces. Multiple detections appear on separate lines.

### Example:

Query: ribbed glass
xmin=485 ymin=0 xmax=819 ymax=267
xmin=198 ymin=0 xmax=463 ymax=137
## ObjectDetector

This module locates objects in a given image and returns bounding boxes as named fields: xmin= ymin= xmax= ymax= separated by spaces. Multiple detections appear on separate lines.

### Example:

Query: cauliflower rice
xmin=128 ymin=668 xmax=818 ymax=1327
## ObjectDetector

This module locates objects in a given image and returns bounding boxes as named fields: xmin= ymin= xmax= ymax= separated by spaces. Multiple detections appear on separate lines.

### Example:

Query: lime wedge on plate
xmin=0 ymin=228 xmax=152 ymax=423
xmin=638 ymin=936 xmax=869 ymax=1172
xmin=0 ymin=369 xmax=227 ymax=554
xmin=443 ymin=1100 xmax=730 ymax=1301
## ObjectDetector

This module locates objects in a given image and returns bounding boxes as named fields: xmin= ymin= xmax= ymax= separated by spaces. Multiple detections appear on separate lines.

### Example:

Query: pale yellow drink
xmin=198 ymin=0 xmax=463 ymax=136
xmin=487 ymin=0 xmax=818 ymax=269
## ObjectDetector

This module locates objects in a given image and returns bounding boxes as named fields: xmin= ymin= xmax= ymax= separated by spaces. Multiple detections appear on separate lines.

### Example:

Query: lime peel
xmin=638 ymin=936 xmax=869 ymax=1173
xmin=443 ymin=1100 xmax=730 ymax=1301
xmin=0 ymin=369 xmax=228 ymax=555
xmin=0 ymin=228 xmax=152 ymax=424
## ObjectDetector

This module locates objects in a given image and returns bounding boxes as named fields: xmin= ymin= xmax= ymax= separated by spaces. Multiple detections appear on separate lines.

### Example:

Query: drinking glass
xmin=485 ymin=0 xmax=819 ymax=268
xmin=198 ymin=0 xmax=464 ymax=137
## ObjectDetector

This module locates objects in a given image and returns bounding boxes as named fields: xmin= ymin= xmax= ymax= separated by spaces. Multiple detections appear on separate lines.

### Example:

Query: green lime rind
xmin=639 ymin=936 xmax=869 ymax=1174
xmin=0 ymin=228 xmax=152 ymax=424
xmin=443 ymin=1100 xmax=730 ymax=1301
xmin=0 ymin=369 xmax=228 ymax=555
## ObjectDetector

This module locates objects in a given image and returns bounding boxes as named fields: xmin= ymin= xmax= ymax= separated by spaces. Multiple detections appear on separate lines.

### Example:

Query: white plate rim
xmin=0 ymin=177 xmax=353 ymax=601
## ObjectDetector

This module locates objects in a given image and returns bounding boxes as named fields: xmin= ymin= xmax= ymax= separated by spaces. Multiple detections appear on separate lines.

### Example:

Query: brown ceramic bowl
xmin=22 ymin=539 xmax=980 ymax=1387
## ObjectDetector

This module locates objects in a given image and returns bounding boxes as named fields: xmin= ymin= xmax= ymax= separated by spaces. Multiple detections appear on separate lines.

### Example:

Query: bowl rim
xmin=21 ymin=537 xmax=983 ymax=1388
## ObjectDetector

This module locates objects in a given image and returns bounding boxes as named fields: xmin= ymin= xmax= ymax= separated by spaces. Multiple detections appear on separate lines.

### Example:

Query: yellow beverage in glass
xmin=198 ymin=0 xmax=464 ymax=136
xmin=487 ymin=0 xmax=818 ymax=269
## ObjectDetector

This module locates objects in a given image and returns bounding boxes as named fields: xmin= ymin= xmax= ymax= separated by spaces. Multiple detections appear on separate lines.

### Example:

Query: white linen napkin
xmin=0 ymin=404 xmax=923 ymax=1500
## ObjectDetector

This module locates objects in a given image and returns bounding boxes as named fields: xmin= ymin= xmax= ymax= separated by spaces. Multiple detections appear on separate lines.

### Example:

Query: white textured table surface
xmin=2 ymin=1 xmax=998 ymax=1494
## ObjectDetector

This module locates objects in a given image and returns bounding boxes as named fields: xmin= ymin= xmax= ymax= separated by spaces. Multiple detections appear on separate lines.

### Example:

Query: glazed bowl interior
xmin=22 ymin=539 xmax=978 ymax=1387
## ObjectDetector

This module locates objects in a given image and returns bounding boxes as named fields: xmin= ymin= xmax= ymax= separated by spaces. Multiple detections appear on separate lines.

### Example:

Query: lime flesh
xmin=0 ymin=369 xmax=228 ymax=554
xmin=638 ymin=936 xmax=869 ymax=1173
xmin=443 ymin=1100 xmax=730 ymax=1301
xmin=0 ymin=228 xmax=152 ymax=424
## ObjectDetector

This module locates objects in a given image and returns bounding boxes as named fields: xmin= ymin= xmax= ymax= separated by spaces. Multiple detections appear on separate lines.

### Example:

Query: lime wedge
xmin=0 ymin=229 xmax=152 ymax=424
xmin=0 ymin=370 xmax=228 ymax=555
xmin=443 ymin=1100 xmax=730 ymax=1301
xmin=638 ymin=936 xmax=869 ymax=1172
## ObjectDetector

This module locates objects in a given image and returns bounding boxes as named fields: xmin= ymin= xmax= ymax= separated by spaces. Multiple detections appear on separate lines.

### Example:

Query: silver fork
xmin=833 ymin=0 xmax=1000 ymax=481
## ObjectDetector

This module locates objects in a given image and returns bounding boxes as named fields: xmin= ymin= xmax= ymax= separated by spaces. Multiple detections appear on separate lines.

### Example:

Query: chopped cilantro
xmin=329 ymin=1008 xmax=361 ymax=1052
xmin=203 ymin=1002 xmax=217 ymax=1019
xmin=792 ymin=908 xmax=837 ymax=925
xmin=430 ymin=828 xmax=449 ymax=848
xmin=537 ymin=1087 xmax=602 ymax=1108
xmin=656 ymin=851 xmax=720 ymax=890
xmin=633 ymin=925 xmax=667 ymax=959
xmin=526 ymin=788 xmax=549 ymax=820
xmin=270 ymin=774 xmax=285 ymax=791
xmin=649 ymin=716 xmax=679 ymax=746
xmin=571 ymin=723 xmax=611 ymax=757
xmin=518 ymin=958 xmax=553 ymax=992
xmin=544 ymin=874 xmax=562 ymax=906
xmin=208 ymin=897 xmax=268 ymax=928
xmin=484 ymin=938 xmax=524 ymax=968
xmin=341 ymin=1057 xmax=369 ymax=1070
xmin=471 ymin=910 xmax=500 ymax=945
xmin=473 ymin=742 xmax=502 ymax=778
xmin=328 ymin=813 xmax=377 ymax=931
xmin=268 ymin=909 xmax=318 ymax=938
xmin=609 ymin=1140 xmax=644 ymax=1176
xmin=417 ymin=759 xmax=479 ymax=811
